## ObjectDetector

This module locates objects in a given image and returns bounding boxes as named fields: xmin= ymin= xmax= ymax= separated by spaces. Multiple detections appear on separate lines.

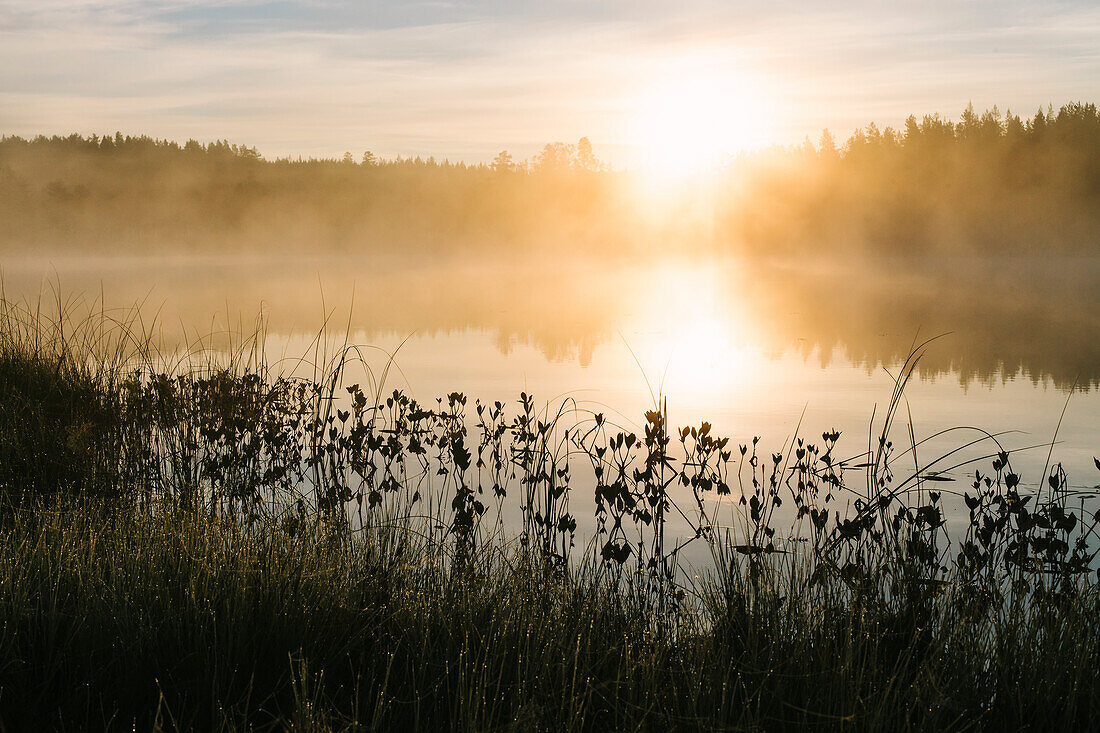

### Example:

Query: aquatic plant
xmin=2 ymin=297 xmax=1100 ymax=729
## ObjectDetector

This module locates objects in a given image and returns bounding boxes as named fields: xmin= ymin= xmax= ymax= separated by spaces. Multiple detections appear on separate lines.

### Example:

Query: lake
xmin=4 ymin=249 xmax=1099 ymax=509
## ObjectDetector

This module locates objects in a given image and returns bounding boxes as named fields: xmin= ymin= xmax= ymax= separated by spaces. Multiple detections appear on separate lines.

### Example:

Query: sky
xmin=2 ymin=0 xmax=1099 ymax=166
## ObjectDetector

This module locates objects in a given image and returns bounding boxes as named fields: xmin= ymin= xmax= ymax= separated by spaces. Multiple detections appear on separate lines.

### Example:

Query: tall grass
xmin=1 ymin=297 xmax=1099 ymax=730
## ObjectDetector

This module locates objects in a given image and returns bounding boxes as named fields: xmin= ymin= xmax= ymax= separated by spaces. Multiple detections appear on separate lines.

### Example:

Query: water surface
xmin=5 ymin=251 xmax=1099 ymax=493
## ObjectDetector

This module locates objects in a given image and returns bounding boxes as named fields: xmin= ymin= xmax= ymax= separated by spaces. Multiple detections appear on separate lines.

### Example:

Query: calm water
xmin=5 ymin=251 xmax=1100 ymax=498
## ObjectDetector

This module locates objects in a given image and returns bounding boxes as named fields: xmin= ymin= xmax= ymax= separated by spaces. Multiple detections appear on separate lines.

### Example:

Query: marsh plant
xmin=2 ymin=298 xmax=1100 ymax=730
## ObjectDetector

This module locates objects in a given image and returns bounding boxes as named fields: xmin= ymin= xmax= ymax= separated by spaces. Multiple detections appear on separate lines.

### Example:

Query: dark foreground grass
xmin=3 ymin=498 xmax=1098 ymax=731
xmin=4 ymin=499 xmax=1100 ymax=731
xmin=2 ymin=298 xmax=1100 ymax=730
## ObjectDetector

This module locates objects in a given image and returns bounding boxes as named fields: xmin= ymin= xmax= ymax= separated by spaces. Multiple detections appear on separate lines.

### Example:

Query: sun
xmin=628 ymin=66 xmax=769 ymax=179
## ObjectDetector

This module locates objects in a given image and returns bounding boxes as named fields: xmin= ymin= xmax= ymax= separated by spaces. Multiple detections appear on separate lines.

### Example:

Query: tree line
xmin=2 ymin=103 xmax=1099 ymax=258
xmin=0 ymin=132 xmax=616 ymax=255
xmin=729 ymin=102 xmax=1100 ymax=258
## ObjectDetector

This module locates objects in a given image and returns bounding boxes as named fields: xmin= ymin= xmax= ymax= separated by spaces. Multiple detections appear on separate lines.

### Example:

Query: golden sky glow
xmin=627 ymin=57 xmax=773 ymax=176
xmin=1 ymin=2 xmax=1099 ymax=165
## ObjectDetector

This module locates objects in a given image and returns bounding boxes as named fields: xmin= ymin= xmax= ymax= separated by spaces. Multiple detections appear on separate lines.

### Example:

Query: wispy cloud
xmin=1 ymin=1 xmax=1098 ymax=163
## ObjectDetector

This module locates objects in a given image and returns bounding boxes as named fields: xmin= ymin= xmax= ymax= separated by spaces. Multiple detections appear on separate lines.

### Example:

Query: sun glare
xmin=625 ymin=263 xmax=762 ymax=404
xmin=629 ymin=65 xmax=769 ymax=179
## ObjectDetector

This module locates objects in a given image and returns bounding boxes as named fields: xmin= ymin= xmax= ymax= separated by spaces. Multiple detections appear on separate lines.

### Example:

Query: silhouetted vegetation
xmin=0 ymin=132 xmax=625 ymax=256
xmin=3 ymin=301 xmax=1100 ymax=730
xmin=4 ymin=103 xmax=1100 ymax=258
xmin=729 ymin=102 xmax=1100 ymax=258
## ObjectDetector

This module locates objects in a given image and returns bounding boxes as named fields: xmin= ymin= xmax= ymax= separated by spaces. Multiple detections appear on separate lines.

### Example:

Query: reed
xmin=1 ymin=296 xmax=1099 ymax=730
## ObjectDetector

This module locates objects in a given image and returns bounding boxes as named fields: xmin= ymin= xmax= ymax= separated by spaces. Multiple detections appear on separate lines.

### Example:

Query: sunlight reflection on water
xmin=4 ymin=252 xmax=1099 ymax=494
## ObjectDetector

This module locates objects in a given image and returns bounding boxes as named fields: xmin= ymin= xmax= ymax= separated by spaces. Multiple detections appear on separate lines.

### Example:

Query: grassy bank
xmin=1 ymin=299 xmax=1100 ymax=730
xmin=6 ymin=497 xmax=1099 ymax=731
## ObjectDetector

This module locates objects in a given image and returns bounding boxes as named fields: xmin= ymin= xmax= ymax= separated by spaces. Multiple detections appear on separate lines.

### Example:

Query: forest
xmin=0 ymin=133 xmax=625 ymax=257
xmin=730 ymin=102 xmax=1100 ymax=258
xmin=2 ymin=102 xmax=1099 ymax=259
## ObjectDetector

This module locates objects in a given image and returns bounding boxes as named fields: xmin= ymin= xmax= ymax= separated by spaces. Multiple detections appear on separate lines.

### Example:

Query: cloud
xmin=1 ymin=0 xmax=1098 ymax=163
